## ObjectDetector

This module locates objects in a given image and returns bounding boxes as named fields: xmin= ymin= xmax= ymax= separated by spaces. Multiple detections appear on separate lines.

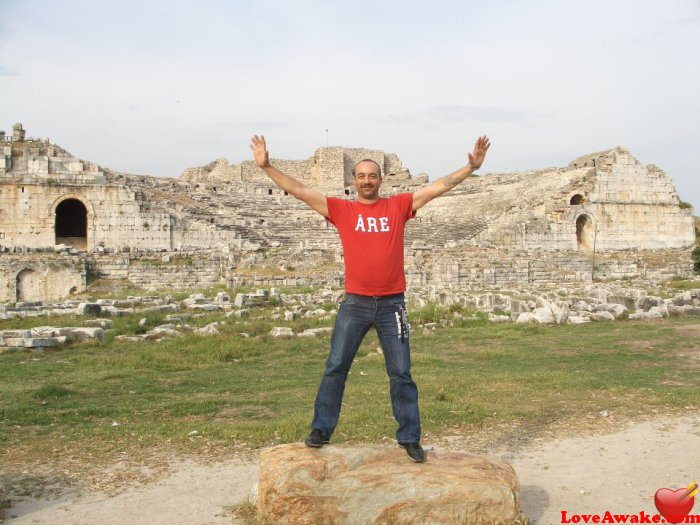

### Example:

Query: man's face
xmin=353 ymin=161 xmax=382 ymax=200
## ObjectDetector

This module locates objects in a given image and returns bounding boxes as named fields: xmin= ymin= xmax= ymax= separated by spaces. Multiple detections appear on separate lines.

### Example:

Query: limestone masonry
xmin=0 ymin=122 xmax=695 ymax=302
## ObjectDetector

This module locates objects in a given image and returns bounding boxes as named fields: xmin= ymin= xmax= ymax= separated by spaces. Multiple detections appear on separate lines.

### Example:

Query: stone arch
xmin=51 ymin=194 xmax=94 ymax=251
xmin=569 ymin=193 xmax=584 ymax=205
xmin=575 ymin=214 xmax=595 ymax=251
xmin=16 ymin=268 xmax=40 ymax=302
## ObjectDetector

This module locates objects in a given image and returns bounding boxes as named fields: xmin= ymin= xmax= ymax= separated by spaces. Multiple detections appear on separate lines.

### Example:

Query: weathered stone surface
xmin=591 ymin=311 xmax=615 ymax=322
xmin=77 ymin=302 xmax=102 ymax=316
xmin=535 ymin=297 xmax=567 ymax=324
xmin=195 ymin=322 xmax=220 ymax=335
xmin=258 ymin=444 xmax=520 ymax=525
xmin=84 ymin=319 xmax=113 ymax=328
xmin=214 ymin=291 xmax=231 ymax=303
xmin=629 ymin=310 xmax=663 ymax=321
xmin=269 ymin=327 xmax=294 ymax=337
xmin=567 ymin=315 xmax=591 ymax=324
xmin=23 ymin=337 xmax=63 ymax=348
xmin=67 ymin=327 xmax=105 ymax=342
xmin=101 ymin=305 xmax=134 ymax=317
xmin=0 ymin=329 xmax=31 ymax=338
xmin=606 ymin=294 xmax=635 ymax=310
xmin=300 ymin=327 xmax=333 ymax=337
xmin=648 ymin=305 xmax=669 ymax=318
xmin=515 ymin=312 xmax=537 ymax=324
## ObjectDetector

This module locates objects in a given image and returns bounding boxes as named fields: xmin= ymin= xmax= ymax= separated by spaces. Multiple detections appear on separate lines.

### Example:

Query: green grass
xmin=0 ymin=306 xmax=698 ymax=468
xmin=664 ymin=276 xmax=700 ymax=291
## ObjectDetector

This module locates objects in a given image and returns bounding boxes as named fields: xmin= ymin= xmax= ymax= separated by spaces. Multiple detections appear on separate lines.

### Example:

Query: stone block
xmin=30 ymin=326 xmax=61 ymax=337
xmin=101 ymin=306 xmax=133 ymax=317
xmin=300 ymin=327 xmax=333 ymax=337
xmin=214 ymin=291 xmax=231 ymax=303
xmin=640 ymin=296 xmax=664 ymax=310
xmin=84 ymin=319 xmax=113 ymax=328
xmin=672 ymin=292 xmax=694 ymax=306
xmin=226 ymin=309 xmax=250 ymax=318
xmin=23 ymin=337 xmax=61 ymax=348
xmin=607 ymin=295 xmax=636 ymax=310
xmin=147 ymin=327 xmax=181 ymax=339
xmin=572 ymin=300 xmax=591 ymax=312
xmin=0 ymin=329 xmax=32 ymax=339
xmin=269 ymin=327 xmax=294 ymax=337
xmin=629 ymin=310 xmax=663 ymax=320
xmin=258 ymin=444 xmax=520 ymax=525
xmin=3 ymin=338 xmax=28 ymax=347
xmin=66 ymin=327 xmax=105 ymax=341
xmin=515 ymin=312 xmax=536 ymax=324
xmin=192 ymin=304 xmax=220 ymax=311
xmin=77 ymin=302 xmax=102 ymax=316
xmin=194 ymin=323 xmax=219 ymax=335
xmin=115 ymin=335 xmax=146 ymax=343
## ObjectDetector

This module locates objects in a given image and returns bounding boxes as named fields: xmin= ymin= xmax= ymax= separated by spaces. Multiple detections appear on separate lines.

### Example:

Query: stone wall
xmin=0 ymin=180 xmax=171 ymax=251
xmin=0 ymin=253 xmax=85 ymax=302
xmin=415 ymin=148 xmax=694 ymax=252
xmin=180 ymin=146 xmax=423 ymax=193
xmin=0 ymin=124 xmax=695 ymax=303
xmin=86 ymin=252 xmax=229 ymax=290
xmin=405 ymin=248 xmax=694 ymax=289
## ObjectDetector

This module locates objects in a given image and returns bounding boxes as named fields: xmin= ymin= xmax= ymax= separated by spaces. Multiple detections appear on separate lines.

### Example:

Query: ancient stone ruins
xmin=0 ymin=122 xmax=696 ymax=303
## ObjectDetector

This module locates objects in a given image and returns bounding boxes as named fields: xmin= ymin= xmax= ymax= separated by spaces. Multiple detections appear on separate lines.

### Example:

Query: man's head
xmin=352 ymin=159 xmax=382 ymax=201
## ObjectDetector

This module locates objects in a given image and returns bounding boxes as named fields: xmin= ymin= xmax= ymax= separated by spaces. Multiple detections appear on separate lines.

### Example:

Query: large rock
xmin=269 ymin=327 xmax=294 ymax=337
xmin=77 ymin=302 xmax=102 ymax=316
xmin=257 ymin=444 xmax=520 ymax=525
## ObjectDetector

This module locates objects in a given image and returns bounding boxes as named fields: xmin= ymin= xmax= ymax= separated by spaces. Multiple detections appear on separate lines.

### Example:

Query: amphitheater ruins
xmin=0 ymin=122 xmax=696 ymax=303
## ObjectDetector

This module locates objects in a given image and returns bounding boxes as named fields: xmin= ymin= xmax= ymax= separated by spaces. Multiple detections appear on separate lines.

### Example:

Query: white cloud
xmin=0 ymin=0 xmax=698 ymax=206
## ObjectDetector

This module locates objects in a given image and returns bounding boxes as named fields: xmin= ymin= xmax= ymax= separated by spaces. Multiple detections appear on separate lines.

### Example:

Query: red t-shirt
xmin=326 ymin=193 xmax=415 ymax=296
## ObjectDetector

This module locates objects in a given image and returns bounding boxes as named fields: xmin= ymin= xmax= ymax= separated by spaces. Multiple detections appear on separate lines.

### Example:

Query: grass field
xmin=1 ymin=301 xmax=698 ymax=474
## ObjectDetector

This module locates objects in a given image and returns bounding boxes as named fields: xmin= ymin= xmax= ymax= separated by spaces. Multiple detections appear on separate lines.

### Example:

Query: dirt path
xmin=4 ymin=413 xmax=699 ymax=525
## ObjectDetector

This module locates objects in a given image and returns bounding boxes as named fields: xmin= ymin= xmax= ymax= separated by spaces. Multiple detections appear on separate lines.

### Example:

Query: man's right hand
xmin=250 ymin=134 xmax=271 ymax=169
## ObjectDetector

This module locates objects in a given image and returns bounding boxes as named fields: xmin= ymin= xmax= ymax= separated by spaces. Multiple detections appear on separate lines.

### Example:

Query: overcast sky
xmin=2 ymin=0 xmax=699 ymax=209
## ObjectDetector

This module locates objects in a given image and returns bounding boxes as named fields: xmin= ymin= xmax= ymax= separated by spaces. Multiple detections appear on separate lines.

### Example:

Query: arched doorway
xmin=576 ymin=214 xmax=595 ymax=251
xmin=16 ymin=269 xmax=40 ymax=302
xmin=570 ymin=194 xmax=584 ymax=205
xmin=55 ymin=198 xmax=88 ymax=250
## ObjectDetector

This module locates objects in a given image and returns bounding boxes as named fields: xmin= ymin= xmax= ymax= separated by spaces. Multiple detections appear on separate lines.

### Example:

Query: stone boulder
xmin=257 ymin=444 xmax=520 ymax=525
xmin=269 ymin=327 xmax=294 ymax=337
xmin=77 ymin=302 xmax=102 ymax=316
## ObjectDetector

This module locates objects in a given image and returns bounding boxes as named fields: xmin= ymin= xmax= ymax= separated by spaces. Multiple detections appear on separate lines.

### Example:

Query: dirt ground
xmin=3 ymin=412 xmax=698 ymax=525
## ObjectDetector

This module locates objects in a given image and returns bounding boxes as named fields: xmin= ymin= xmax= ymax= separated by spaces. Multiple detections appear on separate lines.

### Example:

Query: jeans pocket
xmin=343 ymin=294 xmax=359 ymax=305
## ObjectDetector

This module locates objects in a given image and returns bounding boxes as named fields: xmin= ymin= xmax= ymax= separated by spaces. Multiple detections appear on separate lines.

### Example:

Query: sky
xmin=1 ymin=0 xmax=699 ymax=209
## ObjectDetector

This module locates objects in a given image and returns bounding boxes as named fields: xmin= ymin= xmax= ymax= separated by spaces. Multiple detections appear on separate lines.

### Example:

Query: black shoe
xmin=304 ymin=429 xmax=329 ymax=448
xmin=399 ymin=441 xmax=425 ymax=463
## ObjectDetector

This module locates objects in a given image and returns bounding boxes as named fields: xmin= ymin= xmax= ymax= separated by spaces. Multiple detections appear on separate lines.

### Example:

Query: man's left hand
xmin=468 ymin=136 xmax=491 ymax=170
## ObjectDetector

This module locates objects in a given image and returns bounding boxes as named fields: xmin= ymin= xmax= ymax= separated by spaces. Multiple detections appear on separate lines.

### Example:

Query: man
xmin=250 ymin=134 xmax=490 ymax=462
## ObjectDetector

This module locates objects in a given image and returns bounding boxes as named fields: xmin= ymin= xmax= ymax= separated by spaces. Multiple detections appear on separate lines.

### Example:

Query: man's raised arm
xmin=250 ymin=134 xmax=329 ymax=217
xmin=412 ymin=136 xmax=491 ymax=212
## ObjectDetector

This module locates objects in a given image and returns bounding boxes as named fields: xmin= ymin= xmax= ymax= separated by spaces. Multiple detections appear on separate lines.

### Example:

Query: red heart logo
xmin=654 ymin=488 xmax=695 ymax=523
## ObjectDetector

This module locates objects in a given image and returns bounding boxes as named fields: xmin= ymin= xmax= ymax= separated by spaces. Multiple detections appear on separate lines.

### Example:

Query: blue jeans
xmin=311 ymin=293 xmax=421 ymax=443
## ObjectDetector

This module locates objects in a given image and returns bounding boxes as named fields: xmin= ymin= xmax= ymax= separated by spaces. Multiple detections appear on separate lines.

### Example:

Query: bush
xmin=693 ymin=246 xmax=700 ymax=273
